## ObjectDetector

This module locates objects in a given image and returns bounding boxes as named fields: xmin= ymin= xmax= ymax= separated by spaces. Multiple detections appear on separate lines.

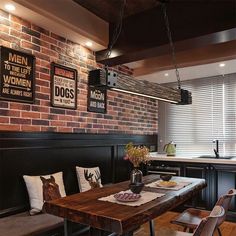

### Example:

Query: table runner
xmin=98 ymin=190 xmax=165 ymax=207
xmin=146 ymin=180 xmax=192 ymax=191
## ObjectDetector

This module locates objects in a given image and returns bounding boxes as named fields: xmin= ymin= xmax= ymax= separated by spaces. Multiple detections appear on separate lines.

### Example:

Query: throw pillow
xmin=23 ymin=172 xmax=66 ymax=215
xmin=76 ymin=166 xmax=103 ymax=192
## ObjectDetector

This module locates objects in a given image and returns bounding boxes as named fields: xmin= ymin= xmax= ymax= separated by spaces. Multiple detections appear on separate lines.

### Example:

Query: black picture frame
xmin=0 ymin=46 xmax=35 ymax=103
xmin=51 ymin=63 xmax=77 ymax=109
xmin=87 ymin=86 xmax=107 ymax=114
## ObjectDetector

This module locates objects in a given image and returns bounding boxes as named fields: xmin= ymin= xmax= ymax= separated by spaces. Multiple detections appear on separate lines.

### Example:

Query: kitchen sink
xmin=197 ymin=155 xmax=235 ymax=160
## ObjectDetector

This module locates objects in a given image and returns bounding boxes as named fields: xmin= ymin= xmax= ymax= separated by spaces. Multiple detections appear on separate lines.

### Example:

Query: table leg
xmin=64 ymin=219 xmax=68 ymax=236
xmin=191 ymin=195 xmax=197 ymax=208
xmin=90 ymin=228 xmax=134 ymax=236
xmin=107 ymin=233 xmax=133 ymax=236
xmin=149 ymin=220 xmax=155 ymax=236
xmin=89 ymin=227 xmax=103 ymax=236
xmin=121 ymin=232 xmax=133 ymax=236
xmin=64 ymin=219 xmax=72 ymax=236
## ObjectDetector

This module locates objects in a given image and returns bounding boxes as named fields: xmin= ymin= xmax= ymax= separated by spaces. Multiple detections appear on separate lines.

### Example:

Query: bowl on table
xmin=129 ymin=182 xmax=144 ymax=194
xmin=160 ymin=174 xmax=172 ymax=182
xmin=157 ymin=180 xmax=177 ymax=188
xmin=114 ymin=192 xmax=141 ymax=202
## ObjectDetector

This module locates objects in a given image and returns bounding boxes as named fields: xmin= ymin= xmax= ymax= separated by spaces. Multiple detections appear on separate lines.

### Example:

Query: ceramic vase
xmin=129 ymin=167 xmax=144 ymax=194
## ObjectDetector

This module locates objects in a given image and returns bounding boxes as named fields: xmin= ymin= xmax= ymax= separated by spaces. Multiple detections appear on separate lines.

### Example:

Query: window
xmin=158 ymin=73 xmax=236 ymax=157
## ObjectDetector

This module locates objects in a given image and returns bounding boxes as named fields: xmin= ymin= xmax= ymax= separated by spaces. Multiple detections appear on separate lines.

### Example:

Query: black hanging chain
xmin=105 ymin=0 xmax=127 ymax=60
xmin=161 ymin=2 xmax=181 ymax=89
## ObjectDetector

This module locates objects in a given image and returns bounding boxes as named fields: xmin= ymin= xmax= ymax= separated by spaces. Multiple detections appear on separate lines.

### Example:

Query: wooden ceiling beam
xmin=96 ymin=1 xmax=236 ymax=66
xmin=96 ymin=28 xmax=236 ymax=66
xmin=133 ymin=40 xmax=236 ymax=76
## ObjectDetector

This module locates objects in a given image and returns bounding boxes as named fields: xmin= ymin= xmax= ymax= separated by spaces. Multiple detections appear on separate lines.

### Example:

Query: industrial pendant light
xmin=161 ymin=2 xmax=192 ymax=105
xmin=88 ymin=0 xmax=191 ymax=104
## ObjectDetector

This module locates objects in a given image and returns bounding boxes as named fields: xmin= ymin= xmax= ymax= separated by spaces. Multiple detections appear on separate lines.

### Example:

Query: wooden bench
xmin=0 ymin=132 xmax=157 ymax=235
xmin=0 ymin=164 xmax=106 ymax=236
xmin=0 ymin=211 xmax=92 ymax=236
xmin=0 ymin=212 xmax=64 ymax=236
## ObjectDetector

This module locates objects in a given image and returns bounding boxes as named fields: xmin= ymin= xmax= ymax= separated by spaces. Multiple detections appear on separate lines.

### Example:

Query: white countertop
xmin=149 ymin=152 xmax=236 ymax=165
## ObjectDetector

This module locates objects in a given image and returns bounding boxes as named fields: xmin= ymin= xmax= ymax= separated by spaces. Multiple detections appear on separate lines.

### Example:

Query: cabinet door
xmin=184 ymin=164 xmax=210 ymax=209
xmin=213 ymin=165 xmax=236 ymax=212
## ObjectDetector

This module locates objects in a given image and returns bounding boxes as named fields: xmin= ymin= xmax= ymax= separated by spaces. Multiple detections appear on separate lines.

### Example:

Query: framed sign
xmin=51 ymin=63 xmax=77 ymax=109
xmin=87 ymin=86 xmax=107 ymax=113
xmin=0 ymin=46 xmax=35 ymax=103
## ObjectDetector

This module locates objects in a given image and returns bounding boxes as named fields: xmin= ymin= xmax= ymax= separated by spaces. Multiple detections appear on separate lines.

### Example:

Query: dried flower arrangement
xmin=124 ymin=142 xmax=150 ymax=168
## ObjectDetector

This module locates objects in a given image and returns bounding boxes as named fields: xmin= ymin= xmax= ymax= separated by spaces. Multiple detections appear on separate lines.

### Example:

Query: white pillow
xmin=23 ymin=172 xmax=66 ymax=215
xmin=76 ymin=166 xmax=103 ymax=192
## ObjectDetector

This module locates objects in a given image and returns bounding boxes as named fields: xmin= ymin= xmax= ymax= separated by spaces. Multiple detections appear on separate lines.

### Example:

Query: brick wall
xmin=0 ymin=10 xmax=158 ymax=134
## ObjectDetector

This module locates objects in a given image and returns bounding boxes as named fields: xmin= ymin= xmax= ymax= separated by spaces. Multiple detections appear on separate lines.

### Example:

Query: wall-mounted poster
xmin=51 ymin=63 xmax=77 ymax=109
xmin=87 ymin=86 xmax=107 ymax=113
xmin=0 ymin=46 xmax=35 ymax=103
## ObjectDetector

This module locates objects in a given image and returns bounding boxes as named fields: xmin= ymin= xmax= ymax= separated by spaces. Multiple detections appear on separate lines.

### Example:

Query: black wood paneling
xmin=0 ymin=131 xmax=157 ymax=217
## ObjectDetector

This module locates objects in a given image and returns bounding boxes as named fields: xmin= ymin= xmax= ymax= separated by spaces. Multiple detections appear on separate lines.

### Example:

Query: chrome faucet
xmin=213 ymin=139 xmax=219 ymax=158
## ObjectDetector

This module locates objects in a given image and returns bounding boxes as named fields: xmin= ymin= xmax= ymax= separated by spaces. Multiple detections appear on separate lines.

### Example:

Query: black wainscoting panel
xmin=1 ymin=146 xmax=113 ymax=211
xmin=0 ymin=131 xmax=157 ymax=216
xmin=116 ymin=144 xmax=132 ymax=183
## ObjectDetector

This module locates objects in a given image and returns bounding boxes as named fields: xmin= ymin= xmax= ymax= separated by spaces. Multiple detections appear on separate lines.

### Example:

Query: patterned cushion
xmin=23 ymin=172 xmax=66 ymax=215
xmin=76 ymin=166 xmax=102 ymax=192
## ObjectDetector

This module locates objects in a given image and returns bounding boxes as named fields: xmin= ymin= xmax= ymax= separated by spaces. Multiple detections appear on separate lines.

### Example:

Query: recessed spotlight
xmin=219 ymin=63 xmax=225 ymax=67
xmin=110 ymin=51 xmax=118 ymax=57
xmin=85 ymin=41 xmax=93 ymax=47
xmin=4 ymin=3 xmax=16 ymax=11
xmin=164 ymin=73 xmax=169 ymax=77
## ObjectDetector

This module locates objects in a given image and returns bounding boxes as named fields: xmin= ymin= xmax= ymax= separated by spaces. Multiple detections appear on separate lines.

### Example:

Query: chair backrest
xmin=216 ymin=189 xmax=236 ymax=226
xmin=193 ymin=206 xmax=225 ymax=236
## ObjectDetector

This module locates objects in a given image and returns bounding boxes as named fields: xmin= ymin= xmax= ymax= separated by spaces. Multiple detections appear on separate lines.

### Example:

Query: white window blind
xmin=158 ymin=73 xmax=236 ymax=157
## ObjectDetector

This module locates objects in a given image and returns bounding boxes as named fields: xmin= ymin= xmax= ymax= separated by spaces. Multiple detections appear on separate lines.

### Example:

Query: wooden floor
xmin=134 ymin=211 xmax=236 ymax=236
xmin=80 ymin=211 xmax=236 ymax=236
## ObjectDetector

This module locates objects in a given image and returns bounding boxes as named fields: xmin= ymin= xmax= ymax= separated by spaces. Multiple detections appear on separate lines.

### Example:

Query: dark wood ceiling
xmin=73 ymin=0 xmax=158 ymax=23
xmin=74 ymin=0 xmax=236 ymax=75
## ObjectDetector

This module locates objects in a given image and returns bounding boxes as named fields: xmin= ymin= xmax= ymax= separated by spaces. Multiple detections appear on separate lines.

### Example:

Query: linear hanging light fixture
xmin=161 ymin=1 xmax=192 ymax=105
xmin=88 ymin=69 xmax=181 ymax=103
xmin=88 ymin=0 xmax=190 ymax=104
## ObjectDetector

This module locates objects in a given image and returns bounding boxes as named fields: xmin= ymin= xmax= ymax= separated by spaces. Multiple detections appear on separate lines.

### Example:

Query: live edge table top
xmin=43 ymin=175 xmax=206 ymax=235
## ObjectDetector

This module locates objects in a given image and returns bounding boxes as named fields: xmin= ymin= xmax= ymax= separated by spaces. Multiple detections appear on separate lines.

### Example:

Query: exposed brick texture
xmin=0 ymin=11 xmax=158 ymax=134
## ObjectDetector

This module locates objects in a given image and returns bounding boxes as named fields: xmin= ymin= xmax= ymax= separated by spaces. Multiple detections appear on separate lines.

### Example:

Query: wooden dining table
xmin=43 ymin=175 xmax=206 ymax=236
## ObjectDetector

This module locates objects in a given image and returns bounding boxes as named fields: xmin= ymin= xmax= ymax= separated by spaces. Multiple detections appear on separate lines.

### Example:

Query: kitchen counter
xmin=148 ymin=153 xmax=236 ymax=221
xmin=149 ymin=152 xmax=236 ymax=165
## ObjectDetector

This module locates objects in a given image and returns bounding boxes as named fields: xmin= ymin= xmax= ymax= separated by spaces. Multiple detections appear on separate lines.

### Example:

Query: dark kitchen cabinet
xmin=183 ymin=163 xmax=236 ymax=220
xmin=184 ymin=163 xmax=211 ymax=209
xmin=147 ymin=160 xmax=236 ymax=221
xmin=212 ymin=164 xmax=236 ymax=217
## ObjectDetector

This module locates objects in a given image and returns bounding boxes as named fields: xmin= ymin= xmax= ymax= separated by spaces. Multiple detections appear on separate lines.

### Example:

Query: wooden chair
xmin=156 ymin=205 xmax=225 ymax=236
xmin=170 ymin=189 xmax=236 ymax=236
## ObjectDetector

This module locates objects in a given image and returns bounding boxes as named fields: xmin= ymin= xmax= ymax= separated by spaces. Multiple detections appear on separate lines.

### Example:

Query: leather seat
xmin=0 ymin=212 xmax=63 ymax=236
xmin=156 ymin=205 xmax=225 ymax=236
xmin=171 ymin=189 xmax=236 ymax=235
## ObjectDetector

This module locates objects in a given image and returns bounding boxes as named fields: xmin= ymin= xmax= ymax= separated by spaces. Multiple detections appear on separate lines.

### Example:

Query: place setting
xmin=98 ymin=143 xmax=166 ymax=206
xmin=146 ymin=174 xmax=192 ymax=191
xmin=98 ymin=189 xmax=165 ymax=207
